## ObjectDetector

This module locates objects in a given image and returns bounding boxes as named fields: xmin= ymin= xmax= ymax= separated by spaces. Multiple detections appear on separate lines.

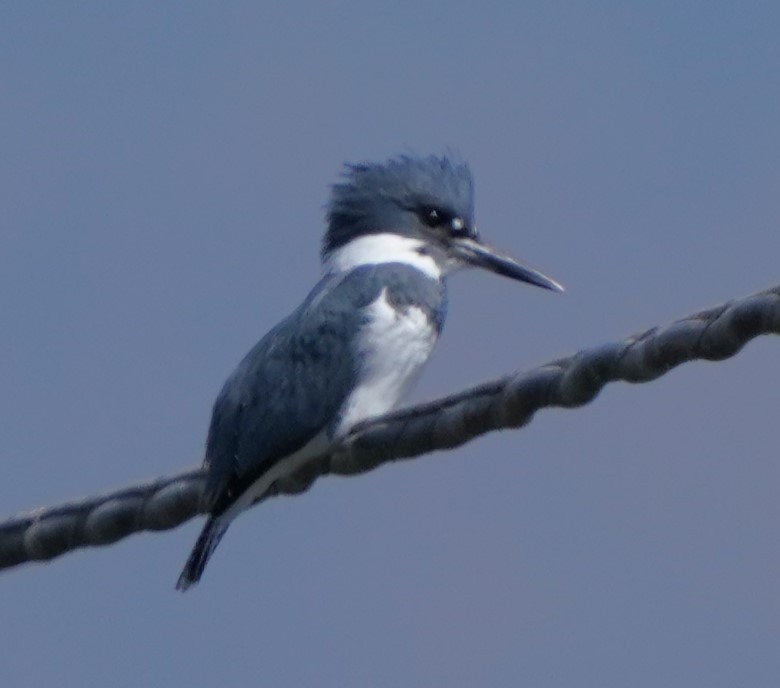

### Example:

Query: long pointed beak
xmin=452 ymin=237 xmax=564 ymax=292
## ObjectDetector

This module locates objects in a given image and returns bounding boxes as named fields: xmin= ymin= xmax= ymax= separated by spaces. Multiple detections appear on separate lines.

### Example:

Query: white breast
xmin=336 ymin=288 xmax=438 ymax=436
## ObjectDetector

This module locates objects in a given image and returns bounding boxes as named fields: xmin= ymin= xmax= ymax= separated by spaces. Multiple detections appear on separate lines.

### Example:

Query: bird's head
xmin=322 ymin=154 xmax=563 ymax=292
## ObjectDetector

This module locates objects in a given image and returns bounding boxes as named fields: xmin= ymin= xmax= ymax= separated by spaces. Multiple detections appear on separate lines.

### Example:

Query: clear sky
xmin=1 ymin=3 xmax=779 ymax=686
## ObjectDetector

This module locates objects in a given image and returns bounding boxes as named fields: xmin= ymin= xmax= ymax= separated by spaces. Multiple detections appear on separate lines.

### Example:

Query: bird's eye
xmin=421 ymin=206 xmax=451 ymax=228
xmin=418 ymin=205 xmax=475 ymax=239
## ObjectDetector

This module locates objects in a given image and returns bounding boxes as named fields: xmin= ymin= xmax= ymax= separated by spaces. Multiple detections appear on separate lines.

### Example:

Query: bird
xmin=176 ymin=154 xmax=563 ymax=590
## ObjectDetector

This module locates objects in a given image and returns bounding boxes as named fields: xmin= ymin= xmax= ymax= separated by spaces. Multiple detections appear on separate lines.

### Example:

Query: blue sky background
xmin=1 ymin=3 xmax=779 ymax=686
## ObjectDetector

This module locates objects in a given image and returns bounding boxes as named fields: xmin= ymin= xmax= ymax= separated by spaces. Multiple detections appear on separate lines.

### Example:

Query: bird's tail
xmin=176 ymin=516 xmax=229 ymax=591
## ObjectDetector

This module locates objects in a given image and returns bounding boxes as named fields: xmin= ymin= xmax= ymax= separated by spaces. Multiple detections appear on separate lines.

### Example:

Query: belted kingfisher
xmin=176 ymin=154 xmax=562 ymax=590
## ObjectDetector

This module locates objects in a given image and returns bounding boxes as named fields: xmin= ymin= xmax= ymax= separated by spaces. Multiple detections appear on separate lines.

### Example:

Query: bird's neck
xmin=323 ymin=233 xmax=442 ymax=280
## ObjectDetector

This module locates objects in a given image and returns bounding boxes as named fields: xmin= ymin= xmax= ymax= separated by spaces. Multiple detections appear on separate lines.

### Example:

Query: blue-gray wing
xmin=202 ymin=263 xmax=446 ymax=514
xmin=202 ymin=270 xmax=366 ymax=512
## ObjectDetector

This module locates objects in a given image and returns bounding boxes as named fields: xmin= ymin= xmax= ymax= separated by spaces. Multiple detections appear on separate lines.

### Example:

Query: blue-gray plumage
xmin=204 ymin=263 xmax=446 ymax=512
xmin=176 ymin=154 xmax=563 ymax=590
xmin=324 ymin=156 xmax=474 ymax=255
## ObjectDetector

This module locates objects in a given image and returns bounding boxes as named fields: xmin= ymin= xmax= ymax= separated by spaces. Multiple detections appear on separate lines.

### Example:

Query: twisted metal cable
xmin=2 ymin=284 xmax=778 ymax=573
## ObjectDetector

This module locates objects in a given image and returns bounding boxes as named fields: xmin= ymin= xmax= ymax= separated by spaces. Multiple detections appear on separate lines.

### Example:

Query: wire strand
xmin=2 ymin=284 xmax=778 ymax=573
